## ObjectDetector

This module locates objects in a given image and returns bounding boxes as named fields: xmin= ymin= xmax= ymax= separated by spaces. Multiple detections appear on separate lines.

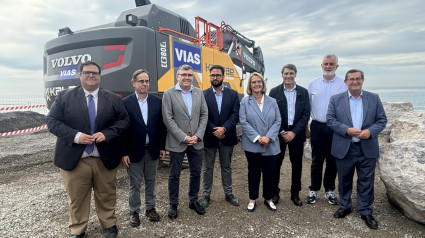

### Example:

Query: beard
xmin=211 ymin=80 xmax=223 ymax=87
xmin=322 ymin=70 xmax=336 ymax=77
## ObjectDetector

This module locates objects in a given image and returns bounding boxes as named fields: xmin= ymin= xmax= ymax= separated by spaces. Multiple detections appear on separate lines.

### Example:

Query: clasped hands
xmin=78 ymin=132 xmax=106 ymax=144
xmin=213 ymin=127 xmax=226 ymax=140
xmin=281 ymin=131 xmax=296 ymax=143
xmin=346 ymin=128 xmax=371 ymax=140
xmin=185 ymin=135 xmax=199 ymax=146
xmin=258 ymin=136 xmax=270 ymax=148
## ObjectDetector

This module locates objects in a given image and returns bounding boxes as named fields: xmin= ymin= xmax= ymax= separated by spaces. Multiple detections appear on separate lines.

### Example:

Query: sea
xmin=365 ymin=86 xmax=425 ymax=111
xmin=0 ymin=86 xmax=424 ymax=113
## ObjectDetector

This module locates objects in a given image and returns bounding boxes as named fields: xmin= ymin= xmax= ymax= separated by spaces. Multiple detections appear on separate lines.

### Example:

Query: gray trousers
xmin=202 ymin=142 xmax=234 ymax=196
xmin=127 ymin=151 xmax=159 ymax=213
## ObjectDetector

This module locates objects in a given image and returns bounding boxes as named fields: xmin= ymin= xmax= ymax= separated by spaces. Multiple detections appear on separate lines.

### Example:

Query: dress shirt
xmin=308 ymin=75 xmax=346 ymax=123
xmin=257 ymin=94 xmax=264 ymax=112
xmin=136 ymin=92 xmax=149 ymax=144
xmin=253 ymin=94 xmax=265 ymax=142
xmin=176 ymin=83 xmax=193 ymax=117
xmin=348 ymin=91 xmax=363 ymax=142
xmin=74 ymin=88 xmax=100 ymax=157
xmin=212 ymin=85 xmax=224 ymax=114
xmin=284 ymin=84 xmax=297 ymax=126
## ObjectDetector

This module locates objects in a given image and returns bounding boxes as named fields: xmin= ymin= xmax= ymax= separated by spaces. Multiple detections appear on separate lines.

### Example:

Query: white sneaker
xmin=305 ymin=190 xmax=318 ymax=204
xmin=325 ymin=191 xmax=339 ymax=205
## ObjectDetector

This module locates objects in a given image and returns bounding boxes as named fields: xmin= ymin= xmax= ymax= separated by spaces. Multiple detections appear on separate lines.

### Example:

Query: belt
xmin=351 ymin=141 xmax=361 ymax=145
xmin=312 ymin=120 xmax=326 ymax=125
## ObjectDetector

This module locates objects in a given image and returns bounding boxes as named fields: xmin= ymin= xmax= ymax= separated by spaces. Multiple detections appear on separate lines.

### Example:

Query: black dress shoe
xmin=264 ymin=200 xmax=277 ymax=211
xmin=69 ymin=232 xmax=85 ymax=238
xmin=168 ymin=204 xmax=178 ymax=219
xmin=189 ymin=201 xmax=206 ymax=215
xmin=361 ymin=214 xmax=378 ymax=229
xmin=130 ymin=211 xmax=140 ymax=227
xmin=291 ymin=196 xmax=303 ymax=206
xmin=103 ymin=225 xmax=118 ymax=238
xmin=146 ymin=208 xmax=160 ymax=222
xmin=225 ymin=194 xmax=240 ymax=206
xmin=334 ymin=208 xmax=352 ymax=218
xmin=272 ymin=194 xmax=280 ymax=204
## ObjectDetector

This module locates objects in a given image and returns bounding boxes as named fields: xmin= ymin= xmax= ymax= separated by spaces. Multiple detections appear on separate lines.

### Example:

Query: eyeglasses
xmin=346 ymin=77 xmax=364 ymax=82
xmin=135 ymin=80 xmax=149 ymax=84
xmin=178 ymin=73 xmax=193 ymax=78
xmin=81 ymin=71 xmax=100 ymax=76
xmin=210 ymin=74 xmax=223 ymax=78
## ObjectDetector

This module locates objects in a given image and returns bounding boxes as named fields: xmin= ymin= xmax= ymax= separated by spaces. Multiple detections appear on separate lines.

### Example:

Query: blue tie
xmin=85 ymin=94 xmax=95 ymax=154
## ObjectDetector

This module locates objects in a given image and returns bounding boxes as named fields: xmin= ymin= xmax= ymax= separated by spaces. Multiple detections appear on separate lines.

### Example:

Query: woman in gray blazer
xmin=239 ymin=72 xmax=281 ymax=212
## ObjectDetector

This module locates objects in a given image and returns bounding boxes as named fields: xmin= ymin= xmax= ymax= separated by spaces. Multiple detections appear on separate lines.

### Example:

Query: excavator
xmin=43 ymin=0 xmax=265 ymax=108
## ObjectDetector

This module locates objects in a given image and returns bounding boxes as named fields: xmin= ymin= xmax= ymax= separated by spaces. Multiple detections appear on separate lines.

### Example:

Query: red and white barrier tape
xmin=0 ymin=125 xmax=47 ymax=137
xmin=0 ymin=104 xmax=46 ymax=112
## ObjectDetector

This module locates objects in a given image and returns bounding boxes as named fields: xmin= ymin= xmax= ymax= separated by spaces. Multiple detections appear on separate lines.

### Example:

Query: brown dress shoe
xmin=145 ymin=208 xmax=160 ymax=222
xmin=130 ymin=211 xmax=140 ymax=227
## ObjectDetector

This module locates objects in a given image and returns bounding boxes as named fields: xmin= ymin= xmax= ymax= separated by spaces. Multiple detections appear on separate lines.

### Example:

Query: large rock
xmin=378 ymin=104 xmax=425 ymax=224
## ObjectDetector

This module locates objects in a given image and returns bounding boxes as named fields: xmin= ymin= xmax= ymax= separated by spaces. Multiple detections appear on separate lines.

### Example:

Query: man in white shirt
xmin=305 ymin=54 xmax=347 ymax=205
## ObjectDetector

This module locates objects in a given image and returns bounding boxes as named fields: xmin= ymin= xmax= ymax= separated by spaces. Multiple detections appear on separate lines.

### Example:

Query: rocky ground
xmin=0 ymin=112 xmax=424 ymax=238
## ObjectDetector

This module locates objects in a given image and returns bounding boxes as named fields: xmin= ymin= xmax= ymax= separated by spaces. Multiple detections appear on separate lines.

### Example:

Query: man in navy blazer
xmin=327 ymin=69 xmax=387 ymax=229
xmin=269 ymin=64 xmax=310 ymax=206
xmin=121 ymin=69 xmax=166 ymax=226
xmin=199 ymin=65 xmax=240 ymax=208
xmin=47 ymin=61 xmax=129 ymax=238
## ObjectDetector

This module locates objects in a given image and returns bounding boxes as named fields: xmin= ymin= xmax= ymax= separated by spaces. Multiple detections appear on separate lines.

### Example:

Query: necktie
xmin=85 ymin=94 xmax=95 ymax=154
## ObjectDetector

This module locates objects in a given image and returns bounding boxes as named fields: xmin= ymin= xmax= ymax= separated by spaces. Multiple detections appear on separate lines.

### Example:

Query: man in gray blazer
xmin=326 ymin=69 xmax=387 ymax=229
xmin=162 ymin=64 xmax=208 ymax=219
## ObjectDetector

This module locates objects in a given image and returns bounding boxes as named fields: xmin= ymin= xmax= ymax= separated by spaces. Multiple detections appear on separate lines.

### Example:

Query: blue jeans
xmin=168 ymin=146 xmax=203 ymax=205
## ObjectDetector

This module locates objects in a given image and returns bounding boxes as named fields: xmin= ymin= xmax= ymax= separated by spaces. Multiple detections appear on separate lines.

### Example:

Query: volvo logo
xmin=51 ymin=54 xmax=92 ymax=69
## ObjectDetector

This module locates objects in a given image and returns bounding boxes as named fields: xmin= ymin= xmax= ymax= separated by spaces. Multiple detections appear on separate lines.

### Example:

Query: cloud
xmin=0 ymin=0 xmax=424 ymax=98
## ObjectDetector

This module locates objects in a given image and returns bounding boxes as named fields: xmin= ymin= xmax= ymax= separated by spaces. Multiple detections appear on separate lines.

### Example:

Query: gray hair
xmin=323 ymin=54 xmax=338 ymax=64
xmin=281 ymin=64 xmax=297 ymax=74
xmin=177 ymin=64 xmax=193 ymax=75
xmin=131 ymin=69 xmax=150 ymax=82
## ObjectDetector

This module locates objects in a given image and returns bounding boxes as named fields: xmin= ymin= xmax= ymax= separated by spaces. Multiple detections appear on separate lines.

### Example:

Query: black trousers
xmin=308 ymin=120 xmax=337 ymax=192
xmin=245 ymin=151 xmax=276 ymax=200
xmin=273 ymin=134 xmax=304 ymax=198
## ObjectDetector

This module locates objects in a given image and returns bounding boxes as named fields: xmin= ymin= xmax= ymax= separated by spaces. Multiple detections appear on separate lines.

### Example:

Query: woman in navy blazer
xmin=239 ymin=72 xmax=281 ymax=212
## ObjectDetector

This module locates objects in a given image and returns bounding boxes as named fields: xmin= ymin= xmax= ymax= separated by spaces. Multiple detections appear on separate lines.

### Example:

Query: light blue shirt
xmin=308 ymin=75 xmax=347 ymax=122
xmin=176 ymin=83 xmax=193 ymax=117
xmin=348 ymin=91 xmax=363 ymax=142
xmin=284 ymin=84 xmax=297 ymax=126
xmin=136 ymin=92 xmax=149 ymax=144
xmin=212 ymin=85 xmax=224 ymax=114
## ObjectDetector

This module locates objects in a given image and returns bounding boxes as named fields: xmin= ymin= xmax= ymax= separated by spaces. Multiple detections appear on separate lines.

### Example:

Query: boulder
xmin=378 ymin=105 xmax=425 ymax=224
xmin=379 ymin=140 xmax=425 ymax=224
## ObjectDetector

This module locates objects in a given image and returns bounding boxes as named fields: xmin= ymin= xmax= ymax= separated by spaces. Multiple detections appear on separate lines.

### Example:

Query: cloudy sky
xmin=0 ymin=0 xmax=424 ymax=96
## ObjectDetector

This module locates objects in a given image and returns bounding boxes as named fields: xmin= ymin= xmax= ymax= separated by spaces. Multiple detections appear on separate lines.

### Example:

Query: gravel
xmin=0 ymin=112 xmax=424 ymax=237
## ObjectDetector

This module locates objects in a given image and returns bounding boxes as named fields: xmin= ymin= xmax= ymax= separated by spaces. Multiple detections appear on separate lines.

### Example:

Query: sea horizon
xmin=1 ymin=85 xmax=424 ymax=111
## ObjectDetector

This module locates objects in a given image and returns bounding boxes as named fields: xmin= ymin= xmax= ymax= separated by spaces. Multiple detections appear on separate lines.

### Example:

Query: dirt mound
xmin=0 ymin=111 xmax=46 ymax=133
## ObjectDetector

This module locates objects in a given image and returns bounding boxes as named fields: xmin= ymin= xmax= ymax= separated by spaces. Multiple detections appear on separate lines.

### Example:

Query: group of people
xmin=46 ymin=53 xmax=387 ymax=238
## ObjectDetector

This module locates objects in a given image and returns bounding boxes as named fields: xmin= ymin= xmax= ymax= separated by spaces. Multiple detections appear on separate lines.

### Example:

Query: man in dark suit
xmin=327 ymin=69 xmax=387 ymax=229
xmin=121 ymin=69 xmax=166 ymax=227
xmin=269 ymin=64 xmax=310 ymax=206
xmin=162 ymin=64 xmax=208 ymax=219
xmin=199 ymin=65 xmax=240 ymax=208
xmin=46 ymin=61 xmax=129 ymax=238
